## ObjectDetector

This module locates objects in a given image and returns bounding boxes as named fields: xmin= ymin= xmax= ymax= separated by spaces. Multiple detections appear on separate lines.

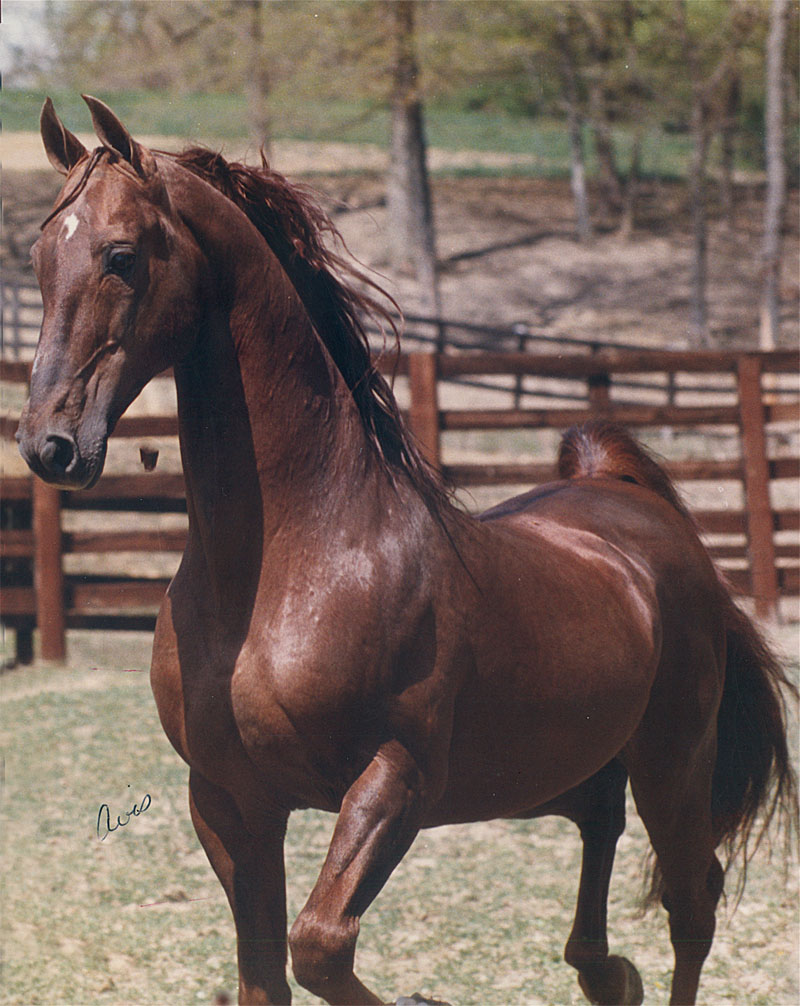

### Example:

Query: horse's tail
xmin=558 ymin=420 xmax=798 ymax=896
xmin=711 ymin=599 xmax=797 ymax=890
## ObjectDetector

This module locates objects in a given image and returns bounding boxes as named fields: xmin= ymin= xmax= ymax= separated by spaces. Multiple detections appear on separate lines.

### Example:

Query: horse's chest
xmin=152 ymin=556 xmax=427 ymax=808
xmin=233 ymin=642 xmax=377 ymax=795
xmin=171 ymin=630 xmax=374 ymax=811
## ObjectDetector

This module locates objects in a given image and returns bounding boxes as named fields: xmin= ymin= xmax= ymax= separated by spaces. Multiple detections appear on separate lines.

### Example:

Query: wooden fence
xmin=412 ymin=348 xmax=799 ymax=615
xmin=1 ymin=273 xmax=42 ymax=359
xmin=1 ymin=346 xmax=798 ymax=663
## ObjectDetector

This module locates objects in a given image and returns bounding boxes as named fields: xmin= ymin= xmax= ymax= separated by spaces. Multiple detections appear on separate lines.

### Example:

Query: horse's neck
xmin=171 ymin=178 xmax=372 ymax=600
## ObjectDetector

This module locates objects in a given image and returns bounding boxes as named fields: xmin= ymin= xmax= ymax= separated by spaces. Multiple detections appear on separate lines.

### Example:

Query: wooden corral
xmin=1 ymin=345 xmax=798 ymax=663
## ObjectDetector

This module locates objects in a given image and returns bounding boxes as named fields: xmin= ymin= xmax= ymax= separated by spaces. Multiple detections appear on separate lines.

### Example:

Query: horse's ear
xmin=82 ymin=94 xmax=157 ymax=179
xmin=40 ymin=97 xmax=88 ymax=175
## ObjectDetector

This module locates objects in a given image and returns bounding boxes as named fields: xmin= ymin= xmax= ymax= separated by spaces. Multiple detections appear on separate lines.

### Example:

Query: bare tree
xmin=555 ymin=12 xmax=593 ymax=243
xmin=386 ymin=0 xmax=441 ymax=318
xmin=678 ymin=0 xmax=714 ymax=346
xmin=719 ymin=71 xmax=741 ymax=229
xmin=618 ymin=0 xmax=647 ymax=239
xmin=582 ymin=15 xmax=624 ymax=220
xmin=677 ymin=0 xmax=758 ymax=346
xmin=241 ymin=0 xmax=272 ymax=154
xmin=760 ymin=0 xmax=789 ymax=350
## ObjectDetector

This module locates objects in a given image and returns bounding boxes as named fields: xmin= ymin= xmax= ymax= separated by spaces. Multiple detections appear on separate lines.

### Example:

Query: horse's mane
xmin=170 ymin=146 xmax=452 ymax=515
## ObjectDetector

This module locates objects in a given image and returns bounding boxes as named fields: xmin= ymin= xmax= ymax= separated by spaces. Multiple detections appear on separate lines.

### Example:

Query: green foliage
xmin=12 ymin=1 xmax=781 ymax=133
xmin=3 ymin=0 xmax=796 ymax=179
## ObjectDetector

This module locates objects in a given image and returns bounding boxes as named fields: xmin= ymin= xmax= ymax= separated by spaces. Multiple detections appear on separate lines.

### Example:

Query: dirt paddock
xmin=3 ymin=132 xmax=799 ymax=350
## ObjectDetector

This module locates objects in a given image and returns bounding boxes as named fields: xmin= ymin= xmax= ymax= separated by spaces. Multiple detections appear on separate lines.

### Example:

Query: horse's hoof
xmin=394 ymin=995 xmax=452 ymax=1006
xmin=577 ymin=955 xmax=644 ymax=1006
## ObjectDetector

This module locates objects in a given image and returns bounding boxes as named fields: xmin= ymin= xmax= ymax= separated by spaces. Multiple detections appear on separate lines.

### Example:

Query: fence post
xmin=408 ymin=351 xmax=441 ymax=470
xmin=587 ymin=344 xmax=611 ymax=412
xmin=33 ymin=480 xmax=66 ymax=661
xmin=435 ymin=318 xmax=447 ymax=354
xmin=737 ymin=355 xmax=779 ymax=620
xmin=512 ymin=323 xmax=529 ymax=408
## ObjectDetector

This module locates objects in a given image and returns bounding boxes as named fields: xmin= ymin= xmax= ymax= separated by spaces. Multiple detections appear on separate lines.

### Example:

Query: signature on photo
xmin=96 ymin=790 xmax=152 ymax=841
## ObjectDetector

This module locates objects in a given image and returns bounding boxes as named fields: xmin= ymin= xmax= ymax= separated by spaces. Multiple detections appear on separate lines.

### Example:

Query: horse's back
xmin=480 ymin=476 xmax=720 ymax=612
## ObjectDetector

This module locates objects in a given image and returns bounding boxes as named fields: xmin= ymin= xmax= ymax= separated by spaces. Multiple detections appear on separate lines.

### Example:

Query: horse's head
xmin=17 ymin=96 xmax=204 ymax=489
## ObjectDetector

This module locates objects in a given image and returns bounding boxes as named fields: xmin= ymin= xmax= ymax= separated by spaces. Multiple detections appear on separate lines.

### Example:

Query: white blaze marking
xmin=62 ymin=213 xmax=79 ymax=241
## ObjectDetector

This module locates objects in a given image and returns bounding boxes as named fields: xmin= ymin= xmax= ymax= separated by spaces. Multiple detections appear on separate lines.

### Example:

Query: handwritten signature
xmin=96 ymin=790 xmax=152 ymax=841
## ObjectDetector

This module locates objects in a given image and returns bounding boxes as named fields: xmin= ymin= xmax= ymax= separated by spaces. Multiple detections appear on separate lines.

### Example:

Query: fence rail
xmin=2 ymin=346 xmax=798 ymax=663
xmin=7 ymin=270 xmax=796 ymax=400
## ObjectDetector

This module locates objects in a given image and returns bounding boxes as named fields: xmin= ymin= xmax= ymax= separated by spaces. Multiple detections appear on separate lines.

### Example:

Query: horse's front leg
xmin=289 ymin=739 xmax=428 ymax=1006
xmin=189 ymin=769 xmax=291 ymax=1005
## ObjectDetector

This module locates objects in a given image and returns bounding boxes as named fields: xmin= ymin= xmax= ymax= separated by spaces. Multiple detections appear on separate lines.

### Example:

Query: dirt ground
xmin=3 ymin=132 xmax=799 ymax=353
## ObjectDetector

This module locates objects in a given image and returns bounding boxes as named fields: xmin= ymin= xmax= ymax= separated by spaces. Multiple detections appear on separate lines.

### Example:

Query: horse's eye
xmin=104 ymin=247 xmax=136 ymax=278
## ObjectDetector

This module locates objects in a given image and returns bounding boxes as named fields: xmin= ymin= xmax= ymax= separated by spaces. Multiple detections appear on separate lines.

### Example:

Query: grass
xmin=1 ymin=628 xmax=797 ymax=1005
xmin=3 ymin=88 xmax=717 ymax=182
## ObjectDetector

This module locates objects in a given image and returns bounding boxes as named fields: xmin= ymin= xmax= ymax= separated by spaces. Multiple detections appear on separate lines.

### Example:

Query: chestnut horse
xmin=18 ymin=97 xmax=795 ymax=1006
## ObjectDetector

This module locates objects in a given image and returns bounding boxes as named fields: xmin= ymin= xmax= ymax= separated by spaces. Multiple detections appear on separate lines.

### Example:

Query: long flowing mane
xmin=171 ymin=146 xmax=452 ymax=514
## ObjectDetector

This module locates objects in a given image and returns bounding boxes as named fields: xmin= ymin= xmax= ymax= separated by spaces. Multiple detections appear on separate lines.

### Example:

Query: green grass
xmin=3 ymin=87 xmax=717 ymax=181
xmin=1 ymin=630 xmax=797 ymax=1005
xmin=2 ymin=89 xmax=249 ymax=142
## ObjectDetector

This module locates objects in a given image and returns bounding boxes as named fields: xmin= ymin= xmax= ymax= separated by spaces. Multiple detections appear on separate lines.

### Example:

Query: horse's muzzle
xmin=16 ymin=424 xmax=105 ymax=490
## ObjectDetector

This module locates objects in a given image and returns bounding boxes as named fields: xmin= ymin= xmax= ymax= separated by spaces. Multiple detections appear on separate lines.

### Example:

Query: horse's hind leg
xmin=627 ymin=737 xmax=724 ymax=1006
xmin=561 ymin=761 xmax=643 ymax=1006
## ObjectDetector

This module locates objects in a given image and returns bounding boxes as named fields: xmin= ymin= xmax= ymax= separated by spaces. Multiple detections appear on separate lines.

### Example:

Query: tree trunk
xmin=243 ymin=0 xmax=271 ymax=156
xmin=556 ymin=17 xmax=593 ymax=242
xmin=618 ymin=0 xmax=644 ymax=240
xmin=588 ymin=77 xmax=623 ymax=219
xmin=679 ymin=0 xmax=711 ymax=346
xmin=688 ymin=96 xmax=711 ymax=346
xmin=567 ymin=107 xmax=593 ymax=244
xmin=760 ymin=0 xmax=788 ymax=350
xmin=720 ymin=71 xmax=741 ymax=229
xmin=386 ymin=0 xmax=441 ymax=318
xmin=678 ymin=0 xmax=761 ymax=346
xmin=618 ymin=127 xmax=643 ymax=239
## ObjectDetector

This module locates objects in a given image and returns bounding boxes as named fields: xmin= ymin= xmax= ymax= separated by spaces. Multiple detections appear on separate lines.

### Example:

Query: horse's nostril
xmin=41 ymin=433 xmax=76 ymax=475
